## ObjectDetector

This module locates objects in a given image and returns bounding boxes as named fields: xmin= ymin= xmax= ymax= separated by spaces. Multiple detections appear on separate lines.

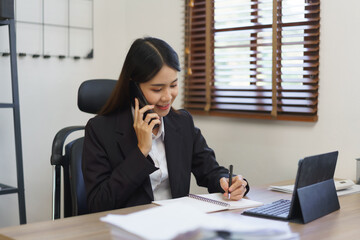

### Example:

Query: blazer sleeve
xmin=82 ymin=117 xmax=158 ymax=213
xmin=181 ymin=110 xmax=250 ymax=195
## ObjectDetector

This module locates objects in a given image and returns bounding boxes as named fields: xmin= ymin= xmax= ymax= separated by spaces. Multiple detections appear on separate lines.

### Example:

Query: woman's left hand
xmin=220 ymin=175 xmax=248 ymax=201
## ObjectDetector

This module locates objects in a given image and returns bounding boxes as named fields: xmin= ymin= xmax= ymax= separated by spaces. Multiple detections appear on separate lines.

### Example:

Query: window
xmin=184 ymin=0 xmax=320 ymax=121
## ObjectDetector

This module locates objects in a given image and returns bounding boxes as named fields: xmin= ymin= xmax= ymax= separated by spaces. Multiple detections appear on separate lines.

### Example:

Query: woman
xmin=82 ymin=37 xmax=249 ymax=213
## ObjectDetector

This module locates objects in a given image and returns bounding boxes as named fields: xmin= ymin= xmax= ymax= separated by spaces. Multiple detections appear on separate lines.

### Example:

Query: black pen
xmin=228 ymin=165 xmax=233 ymax=199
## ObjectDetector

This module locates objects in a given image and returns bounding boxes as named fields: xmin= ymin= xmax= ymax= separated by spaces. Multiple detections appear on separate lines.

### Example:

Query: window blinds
xmin=184 ymin=0 xmax=320 ymax=121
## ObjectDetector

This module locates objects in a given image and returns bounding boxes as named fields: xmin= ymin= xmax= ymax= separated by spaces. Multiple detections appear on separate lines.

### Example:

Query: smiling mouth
xmin=156 ymin=104 xmax=170 ymax=110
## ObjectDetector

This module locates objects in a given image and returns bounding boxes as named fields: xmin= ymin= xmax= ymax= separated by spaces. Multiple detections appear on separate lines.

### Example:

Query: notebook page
xmin=153 ymin=195 xmax=227 ymax=213
xmin=198 ymin=193 xmax=263 ymax=210
xmin=153 ymin=193 xmax=262 ymax=213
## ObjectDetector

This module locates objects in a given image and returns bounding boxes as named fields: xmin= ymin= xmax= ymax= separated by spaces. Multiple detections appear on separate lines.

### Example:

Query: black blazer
xmin=82 ymin=108 xmax=231 ymax=213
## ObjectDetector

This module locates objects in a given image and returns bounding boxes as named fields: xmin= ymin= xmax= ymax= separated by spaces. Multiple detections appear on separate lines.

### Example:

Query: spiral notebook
xmin=153 ymin=193 xmax=263 ymax=213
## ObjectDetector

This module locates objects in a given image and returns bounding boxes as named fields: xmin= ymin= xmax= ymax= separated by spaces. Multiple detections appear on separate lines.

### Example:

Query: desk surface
xmin=0 ymin=183 xmax=359 ymax=240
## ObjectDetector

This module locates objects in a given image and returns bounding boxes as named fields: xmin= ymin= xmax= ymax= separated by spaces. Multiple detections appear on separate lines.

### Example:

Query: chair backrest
xmin=78 ymin=79 xmax=117 ymax=114
xmin=51 ymin=79 xmax=117 ymax=219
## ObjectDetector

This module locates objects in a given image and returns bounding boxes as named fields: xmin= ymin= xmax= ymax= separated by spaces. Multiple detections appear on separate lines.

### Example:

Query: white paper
xmin=101 ymin=203 xmax=215 ymax=240
xmin=336 ymin=184 xmax=360 ymax=196
xmin=100 ymin=202 xmax=298 ymax=240
xmin=269 ymin=180 xmax=359 ymax=196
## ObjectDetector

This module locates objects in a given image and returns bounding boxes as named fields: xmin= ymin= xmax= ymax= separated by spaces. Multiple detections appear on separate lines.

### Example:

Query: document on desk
xmin=100 ymin=202 xmax=298 ymax=240
xmin=153 ymin=193 xmax=263 ymax=213
xmin=269 ymin=179 xmax=360 ymax=196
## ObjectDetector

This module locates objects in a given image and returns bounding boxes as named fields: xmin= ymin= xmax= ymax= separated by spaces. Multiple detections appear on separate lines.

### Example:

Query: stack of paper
xmin=101 ymin=202 xmax=298 ymax=240
xmin=269 ymin=179 xmax=360 ymax=196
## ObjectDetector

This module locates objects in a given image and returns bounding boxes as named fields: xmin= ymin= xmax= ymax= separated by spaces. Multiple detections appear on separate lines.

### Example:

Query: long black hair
xmin=99 ymin=37 xmax=180 ymax=115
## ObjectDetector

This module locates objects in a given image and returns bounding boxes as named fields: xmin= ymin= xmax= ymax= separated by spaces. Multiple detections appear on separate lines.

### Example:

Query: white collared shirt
xmin=131 ymin=107 xmax=172 ymax=201
xmin=148 ymin=121 xmax=172 ymax=201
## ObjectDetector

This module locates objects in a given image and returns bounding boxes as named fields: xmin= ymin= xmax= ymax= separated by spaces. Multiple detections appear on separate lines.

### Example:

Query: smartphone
xmin=129 ymin=81 xmax=159 ymax=129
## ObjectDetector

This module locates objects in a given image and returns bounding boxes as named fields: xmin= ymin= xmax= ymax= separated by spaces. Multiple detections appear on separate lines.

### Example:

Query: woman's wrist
xmin=138 ymin=144 xmax=149 ymax=157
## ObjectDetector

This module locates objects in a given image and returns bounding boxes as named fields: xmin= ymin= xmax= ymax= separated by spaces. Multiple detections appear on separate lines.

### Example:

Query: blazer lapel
xmin=163 ymin=114 xmax=183 ymax=198
xmin=114 ymin=108 xmax=154 ymax=200
xmin=114 ymin=108 xmax=137 ymax=157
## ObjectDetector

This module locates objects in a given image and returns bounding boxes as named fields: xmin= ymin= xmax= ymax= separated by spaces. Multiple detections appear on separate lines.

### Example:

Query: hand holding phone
xmin=132 ymin=98 xmax=159 ymax=156
xmin=130 ymin=81 xmax=160 ymax=129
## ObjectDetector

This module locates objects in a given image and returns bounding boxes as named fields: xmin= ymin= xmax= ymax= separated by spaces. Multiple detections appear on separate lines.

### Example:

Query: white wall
xmin=0 ymin=0 xmax=359 ymax=228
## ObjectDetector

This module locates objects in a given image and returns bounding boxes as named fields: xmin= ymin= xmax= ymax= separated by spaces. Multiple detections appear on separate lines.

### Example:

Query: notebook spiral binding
xmin=188 ymin=194 xmax=230 ymax=208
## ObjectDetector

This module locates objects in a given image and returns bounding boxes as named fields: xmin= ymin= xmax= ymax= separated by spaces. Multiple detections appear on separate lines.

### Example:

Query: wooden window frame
xmin=184 ymin=0 xmax=320 ymax=122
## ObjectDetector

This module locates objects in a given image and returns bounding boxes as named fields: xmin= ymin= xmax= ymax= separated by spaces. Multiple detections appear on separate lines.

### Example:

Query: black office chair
xmin=50 ymin=79 xmax=117 ymax=219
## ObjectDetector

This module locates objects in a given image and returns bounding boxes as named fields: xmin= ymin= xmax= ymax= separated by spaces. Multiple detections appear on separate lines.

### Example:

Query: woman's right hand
xmin=133 ymin=98 xmax=160 ymax=156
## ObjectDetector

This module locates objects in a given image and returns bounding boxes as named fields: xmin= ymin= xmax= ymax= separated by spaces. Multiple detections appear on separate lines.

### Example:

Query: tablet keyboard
xmin=243 ymin=199 xmax=291 ymax=219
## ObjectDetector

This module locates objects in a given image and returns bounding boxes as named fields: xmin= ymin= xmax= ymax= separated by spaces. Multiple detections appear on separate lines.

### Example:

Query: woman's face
xmin=139 ymin=65 xmax=178 ymax=117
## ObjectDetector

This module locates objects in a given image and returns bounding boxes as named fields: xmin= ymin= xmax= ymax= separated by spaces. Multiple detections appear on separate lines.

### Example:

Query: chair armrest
xmin=50 ymin=126 xmax=85 ymax=166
